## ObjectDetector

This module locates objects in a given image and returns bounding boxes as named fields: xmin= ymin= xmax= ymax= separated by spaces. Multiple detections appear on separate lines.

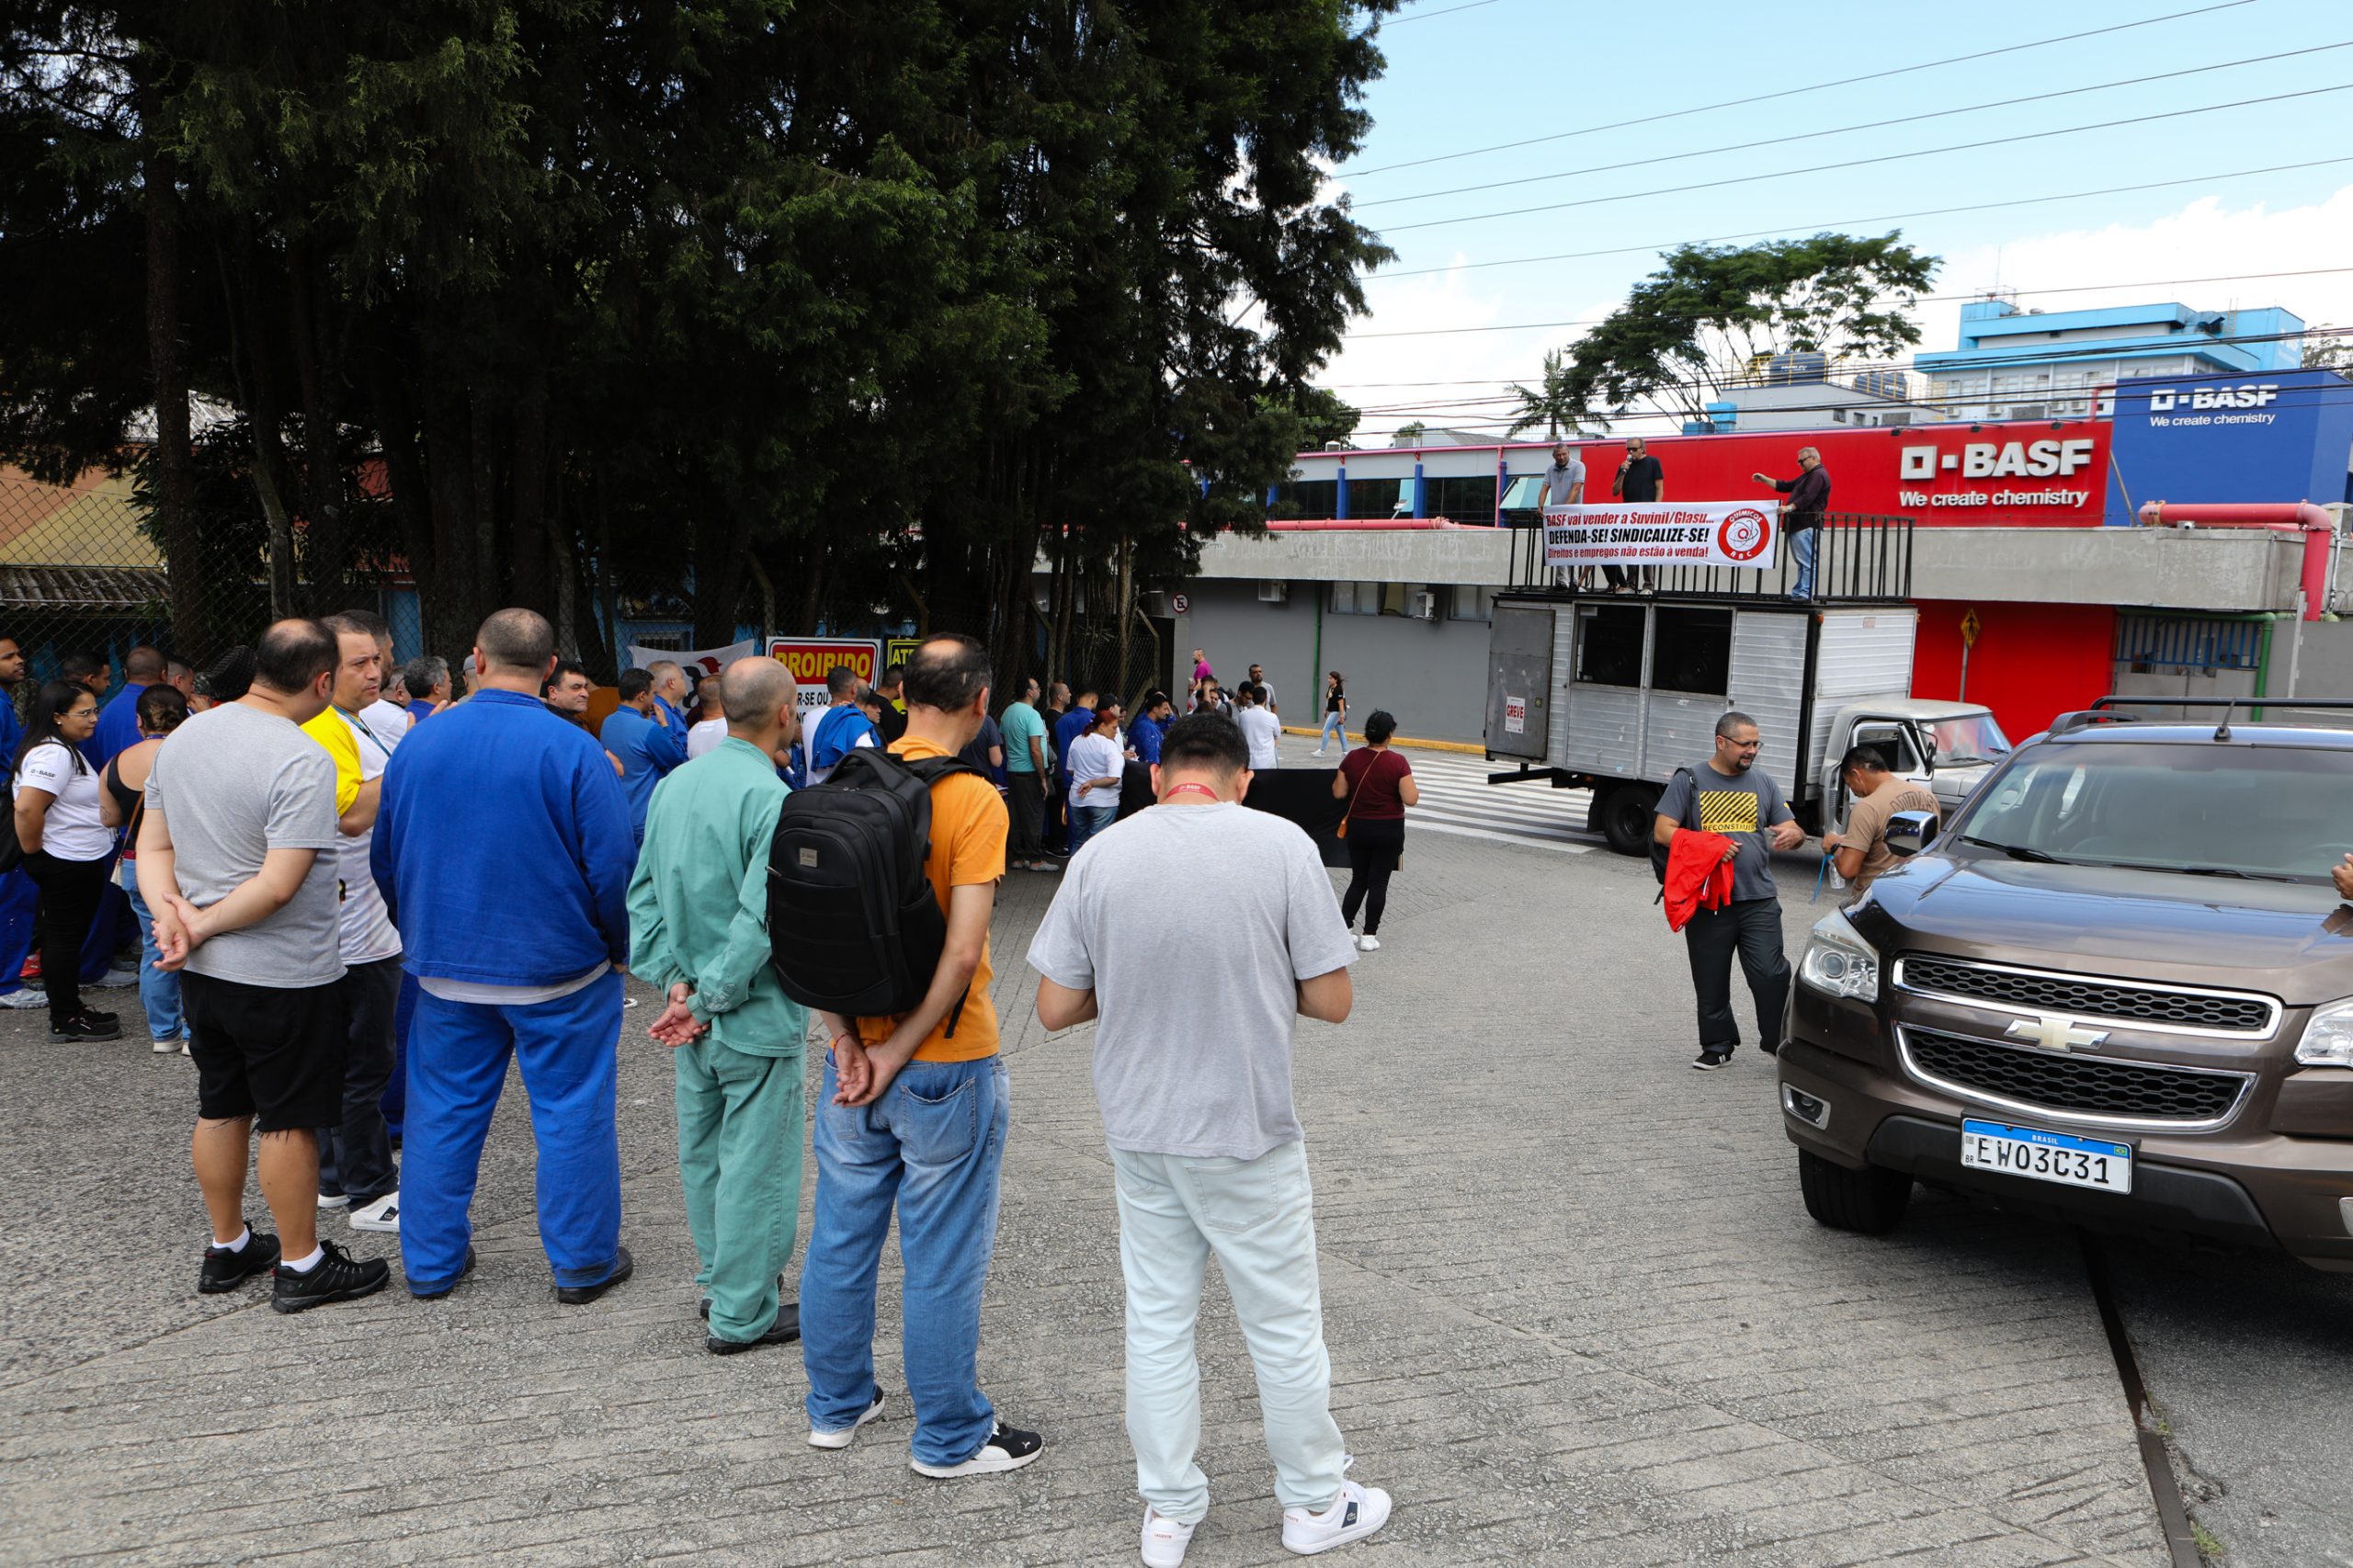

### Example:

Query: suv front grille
xmin=1901 ymin=1028 xmax=2251 ymax=1127
xmin=1896 ymin=956 xmax=2276 ymax=1036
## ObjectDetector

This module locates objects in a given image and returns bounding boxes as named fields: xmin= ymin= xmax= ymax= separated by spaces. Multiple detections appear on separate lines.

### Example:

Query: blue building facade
xmin=1917 ymin=296 xmax=2305 ymax=424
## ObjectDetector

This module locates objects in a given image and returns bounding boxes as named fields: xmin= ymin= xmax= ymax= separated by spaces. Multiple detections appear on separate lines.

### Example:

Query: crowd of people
xmin=0 ymin=618 xmax=1406 ymax=1563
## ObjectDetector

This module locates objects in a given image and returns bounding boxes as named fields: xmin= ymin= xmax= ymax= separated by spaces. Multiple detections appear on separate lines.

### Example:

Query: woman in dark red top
xmin=1330 ymin=710 xmax=1418 ymax=951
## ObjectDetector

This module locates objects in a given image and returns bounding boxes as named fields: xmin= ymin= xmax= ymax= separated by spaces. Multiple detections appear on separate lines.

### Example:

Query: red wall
xmin=1911 ymin=599 xmax=2116 ymax=741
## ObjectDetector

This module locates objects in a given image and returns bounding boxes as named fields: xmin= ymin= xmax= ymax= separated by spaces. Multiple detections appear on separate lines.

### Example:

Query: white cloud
xmin=1917 ymin=184 xmax=2353 ymax=354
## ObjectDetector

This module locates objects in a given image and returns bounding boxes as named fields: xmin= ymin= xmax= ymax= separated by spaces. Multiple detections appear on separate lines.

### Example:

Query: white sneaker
xmin=151 ymin=1036 xmax=178 ymax=1054
xmin=1141 ymin=1506 xmax=1197 ymax=1567
xmin=178 ymin=1038 xmax=190 ymax=1056
xmin=1282 ymin=1480 xmax=1392 ymax=1555
xmin=1357 ymin=934 xmax=1380 ymax=952
xmin=350 ymin=1192 xmax=401 ymax=1233
xmin=0 ymin=987 xmax=47 ymax=1009
xmin=808 ymin=1391 xmax=889 ymax=1449
xmin=316 ymin=1191 xmax=350 ymax=1210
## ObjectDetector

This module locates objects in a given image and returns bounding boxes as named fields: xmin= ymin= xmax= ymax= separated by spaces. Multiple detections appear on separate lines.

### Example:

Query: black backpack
xmin=1649 ymin=767 xmax=1696 ymax=888
xmin=767 ymin=746 xmax=982 ymax=1033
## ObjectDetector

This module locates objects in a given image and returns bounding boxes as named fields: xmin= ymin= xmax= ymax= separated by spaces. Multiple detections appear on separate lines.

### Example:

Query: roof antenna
xmin=2214 ymin=699 xmax=2235 ymax=743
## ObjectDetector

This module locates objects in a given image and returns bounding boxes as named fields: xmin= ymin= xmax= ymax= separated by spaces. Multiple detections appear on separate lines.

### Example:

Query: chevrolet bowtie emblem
xmin=2006 ymin=1015 xmax=2109 ymax=1053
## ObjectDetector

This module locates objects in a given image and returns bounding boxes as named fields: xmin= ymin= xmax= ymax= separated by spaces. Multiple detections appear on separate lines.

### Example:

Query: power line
xmin=1336 ymin=0 xmax=2257 ymax=177
xmin=1356 ymin=156 xmax=2353 ymax=283
xmin=1343 ymin=267 xmax=2353 ymax=340
xmin=1355 ymin=42 xmax=2352 ymax=211
xmin=1377 ymin=0 xmax=1502 ymax=24
xmin=1379 ymin=83 xmax=2353 ymax=233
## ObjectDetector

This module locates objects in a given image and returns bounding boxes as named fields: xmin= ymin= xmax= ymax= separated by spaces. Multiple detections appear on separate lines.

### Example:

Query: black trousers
xmin=1682 ymin=897 xmax=1790 ymax=1051
xmin=1339 ymin=818 xmax=1404 ymax=935
xmin=26 ymin=852 xmax=110 ymax=1026
xmin=318 ymin=955 xmax=402 ymax=1206
xmin=1007 ymin=771 xmax=1044 ymax=862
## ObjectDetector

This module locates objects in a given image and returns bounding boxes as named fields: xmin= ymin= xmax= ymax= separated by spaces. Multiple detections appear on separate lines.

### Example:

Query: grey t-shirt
xmin=145 ymin=702 xmax=346 ymax=988
xmin=1657 ymin=763 xmax=1793 ymax=903
xmin=1026 ymin=801 xmax=1358 ymax=1160
xmin=1542 ymin=458 xmax=1586 ymax=505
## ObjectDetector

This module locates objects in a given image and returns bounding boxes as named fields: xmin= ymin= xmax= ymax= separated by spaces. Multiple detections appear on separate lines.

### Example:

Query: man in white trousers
xmin=1028 ymin=710 xmax=1391 ymax=1566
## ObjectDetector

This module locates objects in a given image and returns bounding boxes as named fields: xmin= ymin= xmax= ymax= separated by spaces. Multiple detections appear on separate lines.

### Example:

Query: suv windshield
xmin=1955 ymin=741 xmax=2345 ymax=881
xmin=1927 ymin=712 xmax=2011 ymax=767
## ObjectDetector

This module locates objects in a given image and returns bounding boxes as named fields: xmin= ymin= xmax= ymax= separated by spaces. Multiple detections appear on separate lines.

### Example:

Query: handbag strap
xmin=1340 ymin=748 xmax=1397 ymax=826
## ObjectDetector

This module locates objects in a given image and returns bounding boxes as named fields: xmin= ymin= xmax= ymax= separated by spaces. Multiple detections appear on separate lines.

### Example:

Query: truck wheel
xmin=1599 ymin=783 xmax=1659 ymax=857
xmin=1797 ymin=1149 xmax=1912 ymax=1235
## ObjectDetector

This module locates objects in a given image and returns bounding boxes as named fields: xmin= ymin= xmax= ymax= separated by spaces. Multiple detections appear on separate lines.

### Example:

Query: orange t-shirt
xmin=856 ymin=733 xmax=1006 ymax=1062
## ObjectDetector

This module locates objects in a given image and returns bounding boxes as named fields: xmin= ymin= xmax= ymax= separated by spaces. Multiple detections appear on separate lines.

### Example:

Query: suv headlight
xmin=1798 ymin=909 xmax=1880 ymax=1002
xmin=2294 ymin=997 xmax=2353 ymax=1067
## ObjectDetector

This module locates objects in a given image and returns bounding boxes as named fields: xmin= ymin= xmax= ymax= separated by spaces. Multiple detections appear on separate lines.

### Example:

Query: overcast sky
xmin=1316 ymin=0 xmax=2353 ymax=440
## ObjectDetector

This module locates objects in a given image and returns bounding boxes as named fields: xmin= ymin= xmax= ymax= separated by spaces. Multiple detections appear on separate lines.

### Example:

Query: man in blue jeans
xmin=372 ymin=608 xmax=638 ymax=1303
xmin=1752 ymin=446 xmax=1831 ymax=602
xmin=801 ymin=632 xmax=1042 ymax=1479
xmin=1028 ymin=711 xmax=1391 ymax=1564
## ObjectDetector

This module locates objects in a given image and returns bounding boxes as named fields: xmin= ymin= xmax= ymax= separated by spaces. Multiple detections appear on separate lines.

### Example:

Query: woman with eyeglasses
xmin=12 ymin=679 xmax=121 ymax=1040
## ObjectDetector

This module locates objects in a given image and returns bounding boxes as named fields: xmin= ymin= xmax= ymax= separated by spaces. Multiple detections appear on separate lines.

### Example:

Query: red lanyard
xmin=1162 ymin=783 xmax=1222 ymax=805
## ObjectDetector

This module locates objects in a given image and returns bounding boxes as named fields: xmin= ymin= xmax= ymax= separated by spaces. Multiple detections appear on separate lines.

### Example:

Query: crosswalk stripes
xmin=1273 ymin=733 xmax=1601 ymax=853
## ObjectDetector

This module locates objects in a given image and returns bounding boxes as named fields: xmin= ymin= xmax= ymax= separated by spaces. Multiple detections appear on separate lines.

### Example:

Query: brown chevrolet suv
xmin=1777 ymin=707 xmax=2353 ymax=1272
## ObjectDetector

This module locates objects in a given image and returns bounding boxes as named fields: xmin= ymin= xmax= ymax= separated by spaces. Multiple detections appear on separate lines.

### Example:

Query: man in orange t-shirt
xmin=800 ymin=633 xmax=1042 ymax=1480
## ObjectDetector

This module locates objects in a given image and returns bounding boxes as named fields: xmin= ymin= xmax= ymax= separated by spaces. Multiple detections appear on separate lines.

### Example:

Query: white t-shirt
xmin=1066 ymin=731 xmax=1126 ymax=811
xmin=1238 ymin=707 xmax=1283 ymax=770
xmin=687 ymin=717 xmax=727 ymax=761
xmin=16 ymin=741 xmax=112 ymax=860
xmin=327 ymin=706 xmax=403 ymax=964
xmin=361 ymin=699 xmax=412 ymax=745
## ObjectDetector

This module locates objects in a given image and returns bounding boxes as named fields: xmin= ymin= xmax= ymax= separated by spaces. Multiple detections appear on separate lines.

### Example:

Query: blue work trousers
xmin=400 ymin=970 xmax=624 ymax=1294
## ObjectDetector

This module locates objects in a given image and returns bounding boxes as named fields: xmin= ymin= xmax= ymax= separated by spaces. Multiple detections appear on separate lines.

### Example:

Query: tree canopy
xmin=1551 ymin=233 xmax=1938 ymax=426
xmin=0 ymin=1 xmax=1398 ymax=687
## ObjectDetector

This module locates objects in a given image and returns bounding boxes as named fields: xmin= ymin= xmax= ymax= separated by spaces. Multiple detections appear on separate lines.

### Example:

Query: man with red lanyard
xmin=1329 ymin=710 xmax=1417 ymax=951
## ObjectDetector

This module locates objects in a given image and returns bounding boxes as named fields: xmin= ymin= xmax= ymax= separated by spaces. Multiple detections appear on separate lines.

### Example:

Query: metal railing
xmin=1508 ymin=510 xmax=1914 ymax=604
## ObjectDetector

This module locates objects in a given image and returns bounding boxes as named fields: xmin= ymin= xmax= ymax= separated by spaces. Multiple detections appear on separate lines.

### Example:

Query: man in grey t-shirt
xmin=1028 ymin=711 xmax=1391 ymax=1561
xmin=1653 ymin=710 xmax=1806 ymax=1072
xmin=141 ymin=618 xmax=389 ymax=1313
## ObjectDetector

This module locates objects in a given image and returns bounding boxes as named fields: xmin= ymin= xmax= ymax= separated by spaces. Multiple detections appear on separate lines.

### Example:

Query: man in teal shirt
xmin=629 ymin=656 xmax=808 ymax=1353
xmin=1000 ymin=676 xmax=1053 ymax=873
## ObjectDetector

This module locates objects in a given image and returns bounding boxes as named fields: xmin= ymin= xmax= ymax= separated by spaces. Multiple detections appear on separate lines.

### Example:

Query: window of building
xmin=1649 ymin=606 xmax=1733 ymax=696
xmin=1378 ymin=582 xmax=1410 ymax=617
xmin=1330 ymin=580 xmax=1358 ymax=615
xmin=1427 ymin=474 xmax=1499 ymax=522
xmin=1348 ymin=478 xmax=1404 ymax=519
xmin=1270 ymin=479 xmax=1337 ymax=519
xmin=1449 ymin=585 xmax=1496 ymax=622
xmin=1574 ymin=603 xmax=1645 ymax=687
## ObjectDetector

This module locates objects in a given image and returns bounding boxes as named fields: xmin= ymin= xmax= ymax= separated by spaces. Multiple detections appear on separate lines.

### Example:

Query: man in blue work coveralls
xmin=372 ymin=608 xmax=638 ymax=1303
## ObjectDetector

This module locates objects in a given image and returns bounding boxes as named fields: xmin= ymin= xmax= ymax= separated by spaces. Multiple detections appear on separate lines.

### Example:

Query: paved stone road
xmin=0 ymin=801 xmax=2220 ymax=1566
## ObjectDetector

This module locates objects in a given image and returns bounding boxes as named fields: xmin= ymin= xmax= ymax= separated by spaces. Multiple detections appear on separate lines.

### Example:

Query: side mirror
xmin=1883 ymin=810 xmax=1938 ymax=858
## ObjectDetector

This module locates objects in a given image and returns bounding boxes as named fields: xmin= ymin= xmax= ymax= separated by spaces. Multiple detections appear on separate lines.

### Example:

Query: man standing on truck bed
xmin=1751 ymin=447 xmax=1830 ymax=603
xmin=1654 ymin=711 xmax=1806 ymax=1072
xmin=1612 ymin=437 xmax=1665 ymax=594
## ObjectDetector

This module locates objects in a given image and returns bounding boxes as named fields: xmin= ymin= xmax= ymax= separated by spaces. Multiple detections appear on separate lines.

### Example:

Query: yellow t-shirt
xmin=300 ymin=709 xmax=364 ymax=816
xmin=856 ymin=734 xmax=1007 ymax=1062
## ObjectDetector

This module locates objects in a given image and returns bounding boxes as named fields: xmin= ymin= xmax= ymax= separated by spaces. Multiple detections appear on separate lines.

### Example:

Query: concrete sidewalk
xmin=0 ymin=825 xmax=2167 ymax=1565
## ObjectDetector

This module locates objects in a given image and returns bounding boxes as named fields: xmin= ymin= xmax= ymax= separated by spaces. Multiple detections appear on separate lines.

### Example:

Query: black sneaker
xmin=198 ymin=1227 xmax=281 ymax=1294
xmin=411 ymin=1244 xmax=476 ymax=1301
xmin=50 ymin=1012 xmax=121 ymax=1042
xmin=1691 ymin=1045 xmax=1735 ymax=1072
xmin=909 ymin=1419 xmax=1045 ymax=1478
xmin=554 ymin=1245 xmax=633 ymax=1305
xmin=708 ymin=1301 xmax=801 ymax=1355
xmin=270 ymin=1238 xmax=390 ymax=1313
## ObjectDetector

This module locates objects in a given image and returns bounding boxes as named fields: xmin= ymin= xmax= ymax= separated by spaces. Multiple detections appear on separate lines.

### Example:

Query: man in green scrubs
xmin=628 ymin=656 xmax=808 ymax=1352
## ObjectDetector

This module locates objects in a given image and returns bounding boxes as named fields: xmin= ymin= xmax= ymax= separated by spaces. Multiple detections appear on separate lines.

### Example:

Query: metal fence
xmin=1507 ymin=511 xmax=1915 ymax=603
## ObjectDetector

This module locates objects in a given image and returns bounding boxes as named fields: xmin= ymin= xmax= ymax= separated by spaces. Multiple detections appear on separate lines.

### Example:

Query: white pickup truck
xmin=1483 ymin=592 xmax=2009 ymax=855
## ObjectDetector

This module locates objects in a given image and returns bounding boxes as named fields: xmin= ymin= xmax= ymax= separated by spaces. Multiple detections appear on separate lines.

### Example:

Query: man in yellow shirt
xmin=801 ymin=633 xmax=1040 ymax=1479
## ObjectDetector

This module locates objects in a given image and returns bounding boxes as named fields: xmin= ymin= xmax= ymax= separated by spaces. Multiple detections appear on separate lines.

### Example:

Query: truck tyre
xmin=1599 ymin=782 xmax=1660 ymax=857
xmin=1797 ymin=1149 xmax=1913 ymax=1235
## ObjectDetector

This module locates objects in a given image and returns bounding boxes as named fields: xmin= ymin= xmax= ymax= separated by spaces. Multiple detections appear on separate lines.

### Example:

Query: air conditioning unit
xmin=1257 ymin=581 xmax=1290 ymax=604
xmin=1412 ymin=590 xmax=1440 ymax=621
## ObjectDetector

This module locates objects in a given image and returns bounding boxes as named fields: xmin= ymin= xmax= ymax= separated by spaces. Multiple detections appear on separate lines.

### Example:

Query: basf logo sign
xmin=2105 ymin=369 xmax=2353 ymax=523
xmin=1893 ymin=435 xmax=2100 ymax=513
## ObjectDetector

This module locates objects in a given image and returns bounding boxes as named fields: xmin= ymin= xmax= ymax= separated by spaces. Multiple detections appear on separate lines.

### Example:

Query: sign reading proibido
xmin=767 ymin=637 xmax=881 ymax=722
xmin=1543 ymin=502 xmax=1779 ymax=571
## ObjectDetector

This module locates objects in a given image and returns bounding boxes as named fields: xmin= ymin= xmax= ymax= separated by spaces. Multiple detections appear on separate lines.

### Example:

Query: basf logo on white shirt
xmin=2146 ymin=383 xmax=2279 ymax=413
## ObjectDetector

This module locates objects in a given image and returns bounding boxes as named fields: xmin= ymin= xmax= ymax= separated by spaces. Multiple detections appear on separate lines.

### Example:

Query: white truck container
xmin=1484 ymin=592 xmax=2008 ymax=855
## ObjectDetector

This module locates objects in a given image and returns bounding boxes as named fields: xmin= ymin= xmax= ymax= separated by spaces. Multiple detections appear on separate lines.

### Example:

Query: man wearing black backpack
xmin=794 ymin=633 xmax=1043 ymax=1479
